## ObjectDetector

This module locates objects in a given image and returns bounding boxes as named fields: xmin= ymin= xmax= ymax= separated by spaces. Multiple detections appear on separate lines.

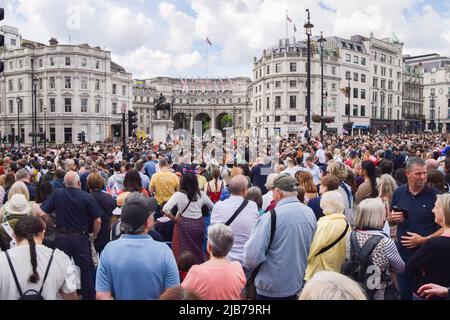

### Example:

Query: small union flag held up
xmin=206 ymin=37 xmax=212 ymax=46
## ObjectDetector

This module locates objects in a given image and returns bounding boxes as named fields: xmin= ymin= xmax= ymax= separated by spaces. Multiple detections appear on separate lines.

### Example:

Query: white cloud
xmin=159 ymin=2 xmax=196 ymax=54
xmin=10 ymin=0 xmax=154 ymax=54
xmin=113 ymin=47 xmax=202 ymax=78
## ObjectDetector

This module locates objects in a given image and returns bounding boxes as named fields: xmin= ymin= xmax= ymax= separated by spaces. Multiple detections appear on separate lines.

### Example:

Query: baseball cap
xmin=120 ymin=194 xmax=158 ymax=233
xmin=273 ymin=174 xmax=299 ymax=192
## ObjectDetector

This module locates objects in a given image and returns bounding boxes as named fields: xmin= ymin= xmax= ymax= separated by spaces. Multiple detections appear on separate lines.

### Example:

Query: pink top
xmin=182 ymin=260 xmax=246 ymax=300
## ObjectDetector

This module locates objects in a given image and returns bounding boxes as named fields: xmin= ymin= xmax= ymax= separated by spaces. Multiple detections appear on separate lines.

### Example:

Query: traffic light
xmin=128 ymin=110 xmax=138 ymax=137
xmin=0 ymin=7 xmax=5 ymax=74
xmin=112 ymin=123 xmax=121 ymax=138
xmin=77 ymin=131 xmax=86 ymax=143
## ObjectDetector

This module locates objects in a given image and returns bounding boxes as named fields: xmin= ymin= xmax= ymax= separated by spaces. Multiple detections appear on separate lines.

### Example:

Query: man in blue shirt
xmin=144 ymin=154 xmax=158 ymax=180
xmin=96 ymin=194 xmax=179 ymax=300
xmin=390 ymin=157 xmax=443 ymax=300
xmin=41 ymin=171 xmax=102 ymax=300
xmin=244 ymin=174 xmax=317 ymax=300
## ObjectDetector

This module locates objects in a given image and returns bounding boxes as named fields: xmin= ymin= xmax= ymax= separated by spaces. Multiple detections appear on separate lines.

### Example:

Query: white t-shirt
xmin=0 ymin=245 xmax=77 ymax=300
xmin=316 ymin=149 xmax=326 ymax=164
xmin=115 ymin=151 xmax=123 ymax=163
xmin=299 ymin=126 xmax=308 ymax=138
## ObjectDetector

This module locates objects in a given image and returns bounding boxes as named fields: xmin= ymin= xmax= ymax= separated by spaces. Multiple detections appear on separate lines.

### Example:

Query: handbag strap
xmin=179 ymin=200 xmax=192 ymax=216
xmin=5 ymin=250 xmax=23 ymax=297
xmin=225 ymin=200 xmax=249 ymax=226
xmin=315 ymin=223 xmax=349 ymax=256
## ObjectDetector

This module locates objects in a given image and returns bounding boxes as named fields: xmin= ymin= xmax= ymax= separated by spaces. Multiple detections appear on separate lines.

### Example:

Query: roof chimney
xmin=49 ymin=38 xmax=59 ymax=46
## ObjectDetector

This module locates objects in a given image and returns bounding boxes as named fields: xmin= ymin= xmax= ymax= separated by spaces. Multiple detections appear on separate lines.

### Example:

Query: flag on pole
xmin=206 ymin=37 xmax=212 ymax=46
xmin=294 ymin=24 xmax=297 ymax=32
xmin=286 ymin=14 xmax=292 ymax=23
xmin=340 ymin=87 xmax=350 ymax=98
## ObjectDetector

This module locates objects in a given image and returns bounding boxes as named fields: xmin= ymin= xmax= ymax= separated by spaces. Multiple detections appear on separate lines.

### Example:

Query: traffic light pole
xmin=122 ymin=113 xmax=127 ymax=160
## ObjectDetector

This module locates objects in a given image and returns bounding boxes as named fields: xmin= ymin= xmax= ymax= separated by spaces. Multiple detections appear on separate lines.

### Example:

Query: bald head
xmin=425 ymin=159 xmax=438 ymax=170
xmin=229 ymin=175 xmax=248 ymax=196
xmin=64 ymin=171 xmax=81 ymax=189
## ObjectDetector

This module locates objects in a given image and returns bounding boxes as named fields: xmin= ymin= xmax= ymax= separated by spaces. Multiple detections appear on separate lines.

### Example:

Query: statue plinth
xmin=152 ymin=119 xmax=173 ymax=143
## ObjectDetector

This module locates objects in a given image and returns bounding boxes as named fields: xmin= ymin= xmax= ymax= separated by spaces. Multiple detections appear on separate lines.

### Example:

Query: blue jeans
xmin=56 ymin=235 xmax=95 ymax=300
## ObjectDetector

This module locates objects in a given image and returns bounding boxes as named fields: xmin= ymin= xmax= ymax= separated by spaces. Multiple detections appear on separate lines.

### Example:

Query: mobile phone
xmin=392 ymin=206 xmax=409 ymax=219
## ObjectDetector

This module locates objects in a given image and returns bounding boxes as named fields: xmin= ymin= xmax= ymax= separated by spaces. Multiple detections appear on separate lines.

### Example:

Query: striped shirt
xmin=345 ymin=229 xmax=405 ymax=299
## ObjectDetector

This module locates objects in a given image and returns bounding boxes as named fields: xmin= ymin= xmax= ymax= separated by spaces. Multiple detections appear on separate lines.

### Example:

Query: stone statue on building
xmin=154 ymin=93 xmax=172 ymax=120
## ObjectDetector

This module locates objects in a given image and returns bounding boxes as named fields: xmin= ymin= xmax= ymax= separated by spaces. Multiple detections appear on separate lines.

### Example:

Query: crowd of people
xmin=0 ymin=131 xmax=449 ymax=300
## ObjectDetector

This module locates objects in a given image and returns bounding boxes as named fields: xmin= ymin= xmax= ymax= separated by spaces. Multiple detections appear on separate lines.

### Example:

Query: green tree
xmin=220 ymin=114 xmax=233 ymax=129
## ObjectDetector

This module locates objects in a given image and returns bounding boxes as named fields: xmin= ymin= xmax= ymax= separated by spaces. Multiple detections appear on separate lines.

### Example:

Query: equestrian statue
xmin=154 ymin=93 xmax=172 ymax=120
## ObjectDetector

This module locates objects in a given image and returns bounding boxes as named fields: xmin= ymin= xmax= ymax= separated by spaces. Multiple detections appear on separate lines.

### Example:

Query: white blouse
xmin=163 ymin=191 xmax=214 ymax=219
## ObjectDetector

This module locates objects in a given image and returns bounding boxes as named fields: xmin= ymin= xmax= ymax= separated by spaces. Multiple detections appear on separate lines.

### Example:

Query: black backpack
xmin=5 ymin=250 xmax=54 ymax=300
xmin=341 ymin=232 xmax=383 ymax=299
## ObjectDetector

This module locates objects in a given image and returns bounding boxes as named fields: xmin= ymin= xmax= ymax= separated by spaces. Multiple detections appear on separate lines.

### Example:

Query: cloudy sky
xmin=1 ymin=0 xmax=450 ymax=79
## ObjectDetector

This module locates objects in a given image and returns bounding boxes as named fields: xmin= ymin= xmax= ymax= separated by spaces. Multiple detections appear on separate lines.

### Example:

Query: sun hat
xmin=5 ymin=194 xmax=32 ymax=216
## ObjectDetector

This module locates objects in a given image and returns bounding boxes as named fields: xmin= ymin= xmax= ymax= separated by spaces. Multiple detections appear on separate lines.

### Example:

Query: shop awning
xmin=352 ymin=125 xmax=370 ymax=129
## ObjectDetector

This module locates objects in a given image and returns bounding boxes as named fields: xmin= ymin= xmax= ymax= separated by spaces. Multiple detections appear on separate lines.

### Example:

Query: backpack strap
xmin=225 ymin=200 xmax=249 ymax=226
xmin=39 ymin=250 xmax=55 ymax=294
xmin=267 ymin=209 xmax=277 ymax=254
xmin=250 ymin=209 xmax=277 ymax=278
xmin=2 ymin=221 xmax=15 ymax=241
xmin=5 ymin=250 xmax=23 ymax=297
xmin=315 ymin=223 xmax=349 ymax=256
xmin=349 ymin=231 xmax=362 ymax=260
xmin=359 ymin=235 xmax=383 ymax=263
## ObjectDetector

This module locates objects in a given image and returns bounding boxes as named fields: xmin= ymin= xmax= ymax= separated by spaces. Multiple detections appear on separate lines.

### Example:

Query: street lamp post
xmin=32 ymin=78 xmax=38 ymax=149
xmin=16 ymin=96 xmax=22 ymax=148
xmin=430 ymin=93 xmax=436 ymax=131
xmin=317 ymin=31 xmax=327 ymax=141
xmin=273 ymin=100 xmax=277 ymax=137
xmin=304 ymin=9 xmax=314 ymax=132
xmin=233 ymin=106 xmax=237 ymax=165
xmin=43 ymin=107 xmax=47 ymax=150
xmin=346 ymin=76 xmax=351 ymax=124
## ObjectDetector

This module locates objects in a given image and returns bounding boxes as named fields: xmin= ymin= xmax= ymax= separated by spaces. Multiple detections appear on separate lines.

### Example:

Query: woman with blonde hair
xmin=0 ymin=182 xmax=54 ymax=250
xmin=377 ymin=174 xmax=398 ymax=237
xmin=327 ymin=161 xmax=354 ymax=226
xmin=300 ymin=271 xmax=366 ymax=300
xmin=305 ymin=191 xmax=350 ymax=281
xmin=295 ymin=171 xmax=318 ymax=204
xmin=406 ymin=194 xmax=450 ymax=300
xmin=344 ymin=198 xmax=404 ymax=300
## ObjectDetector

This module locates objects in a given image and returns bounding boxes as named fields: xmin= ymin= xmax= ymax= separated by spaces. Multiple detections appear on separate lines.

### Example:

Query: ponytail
xmin=26 ymin=233 xmax=40 ymax=283
xmin=14 ymin=216 xmax=45 ymax=284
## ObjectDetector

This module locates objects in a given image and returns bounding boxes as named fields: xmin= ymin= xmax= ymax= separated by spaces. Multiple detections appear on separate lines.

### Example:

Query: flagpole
xmin=206 ymin=40 xmax=208 ymax=77
xmin=285 ymin=10 xmax=288 ymax=39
